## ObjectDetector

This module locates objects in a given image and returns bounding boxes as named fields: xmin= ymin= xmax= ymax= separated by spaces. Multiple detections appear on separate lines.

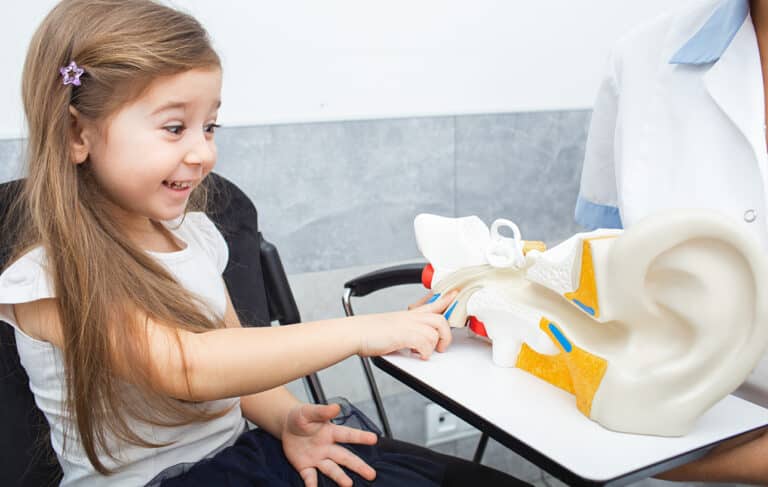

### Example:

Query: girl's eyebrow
xmin=151 ymin=101 xmax=187 ymax=116
xmin=150 ymin=99 xmax=221 ymax=116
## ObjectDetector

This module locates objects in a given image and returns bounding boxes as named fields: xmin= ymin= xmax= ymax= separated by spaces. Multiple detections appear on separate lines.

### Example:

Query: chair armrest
xmin=343 ymin=263 xmax=426 ymax=298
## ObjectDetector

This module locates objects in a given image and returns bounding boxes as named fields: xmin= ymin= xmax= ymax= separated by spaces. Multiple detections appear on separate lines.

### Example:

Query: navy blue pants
xmin=154 ymin=402 xmax=528 ymax=486
xmin=157 ymin=428 xmax=527 ymax=486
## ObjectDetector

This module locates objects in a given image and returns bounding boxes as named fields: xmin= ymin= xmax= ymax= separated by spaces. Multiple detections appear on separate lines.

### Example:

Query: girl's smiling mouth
xmin=162 ymin=180 xmax=194 ymax=191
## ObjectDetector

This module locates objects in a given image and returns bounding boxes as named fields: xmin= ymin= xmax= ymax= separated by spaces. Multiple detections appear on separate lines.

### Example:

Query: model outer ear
xmin=414 ymin=214 xmax=490 ymax=279
xmin=589 ymin=209 xmax=768 ymax=436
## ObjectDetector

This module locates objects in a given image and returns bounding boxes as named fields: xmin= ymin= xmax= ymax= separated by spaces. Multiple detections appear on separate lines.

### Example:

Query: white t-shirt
xmin=0 ymin=212 xmax=245 ymax=486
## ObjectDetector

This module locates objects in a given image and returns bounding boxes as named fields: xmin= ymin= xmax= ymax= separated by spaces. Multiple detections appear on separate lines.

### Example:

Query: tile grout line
xmin=452 ymin=115 xmax=458 ymax=217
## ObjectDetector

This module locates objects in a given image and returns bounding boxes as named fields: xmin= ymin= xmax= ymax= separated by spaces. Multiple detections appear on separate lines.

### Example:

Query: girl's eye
xmin=164 ymin=123 xmax=220 ymax=136
xmin=164 ymin=125 xmax=184 ymax=135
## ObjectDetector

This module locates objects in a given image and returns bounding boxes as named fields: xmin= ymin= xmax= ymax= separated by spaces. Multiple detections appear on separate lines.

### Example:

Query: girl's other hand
xmin=356 ymin=290 xmax=458 ymax=360
xmin=282 ymin=402 xmax=377 ymax=487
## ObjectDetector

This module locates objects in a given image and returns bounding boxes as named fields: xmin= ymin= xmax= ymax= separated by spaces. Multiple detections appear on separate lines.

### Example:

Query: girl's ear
xmin=68 ymin=105 xmax=90 ymax=164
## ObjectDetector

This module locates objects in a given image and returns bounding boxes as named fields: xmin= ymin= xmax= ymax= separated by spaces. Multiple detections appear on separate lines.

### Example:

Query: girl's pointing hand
xmin=356 ymin=290 xmax=458 ymax=359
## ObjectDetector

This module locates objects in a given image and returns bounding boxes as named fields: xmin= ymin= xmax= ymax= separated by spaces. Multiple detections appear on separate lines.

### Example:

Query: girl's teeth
xmin=166 ymin=181 xmax=190 ymax=189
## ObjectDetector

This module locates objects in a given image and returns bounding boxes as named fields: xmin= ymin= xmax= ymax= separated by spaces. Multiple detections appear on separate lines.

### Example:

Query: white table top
xmin=378 ymin=330 xmax=768 ymax=484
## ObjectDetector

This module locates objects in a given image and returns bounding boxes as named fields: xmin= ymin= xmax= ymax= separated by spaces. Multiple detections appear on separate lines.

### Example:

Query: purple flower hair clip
xmin=59 ymin=61 xmax=84 ymax=87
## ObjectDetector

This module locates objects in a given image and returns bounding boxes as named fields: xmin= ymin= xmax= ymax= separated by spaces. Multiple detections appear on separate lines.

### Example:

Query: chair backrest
xmin=0 ymin=173 xmax=301 ymax=486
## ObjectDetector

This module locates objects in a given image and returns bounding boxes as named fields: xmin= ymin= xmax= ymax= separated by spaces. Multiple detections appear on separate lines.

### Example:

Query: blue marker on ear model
xmin=444 ymin=301 xmax=458 ymax=319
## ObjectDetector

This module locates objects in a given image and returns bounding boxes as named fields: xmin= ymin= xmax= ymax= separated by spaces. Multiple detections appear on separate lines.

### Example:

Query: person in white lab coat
xmin=576 ymin=0 xmax=768 ymax=482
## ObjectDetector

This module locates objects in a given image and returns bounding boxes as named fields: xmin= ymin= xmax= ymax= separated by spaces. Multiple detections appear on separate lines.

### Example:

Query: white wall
xmin=1 ymin=0 xmax=675 ymax=139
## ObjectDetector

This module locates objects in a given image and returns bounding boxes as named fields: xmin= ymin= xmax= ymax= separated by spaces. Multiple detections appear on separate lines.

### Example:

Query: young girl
xmin=1 ymin=1 xmax=526 ymax=486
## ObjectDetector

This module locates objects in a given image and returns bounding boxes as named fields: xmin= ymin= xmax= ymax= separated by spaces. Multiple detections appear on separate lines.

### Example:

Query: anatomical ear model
xmin=415 ymin=211 xmax=768 ymax=436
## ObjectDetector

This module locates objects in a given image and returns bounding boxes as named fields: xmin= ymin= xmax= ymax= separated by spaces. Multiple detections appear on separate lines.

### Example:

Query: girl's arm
xmin=240 ymin=385 xmax=300 ymax=437
xmin=656 ymin=428 xmax=768 ymax=484
xmin=218 ymin=287 xmax=302 ymax=434
xmin=177 ymin=293 xmax=453 ymax=401
xmin=13 ymin=288 xmax=455 ymax=403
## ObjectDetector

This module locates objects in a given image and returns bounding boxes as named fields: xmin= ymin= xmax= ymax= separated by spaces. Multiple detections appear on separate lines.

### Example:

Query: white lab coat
xmin=577 ymin=0 xmax=768 ymax=404
xmin=578 ymin=0 xmax=768 ymax=247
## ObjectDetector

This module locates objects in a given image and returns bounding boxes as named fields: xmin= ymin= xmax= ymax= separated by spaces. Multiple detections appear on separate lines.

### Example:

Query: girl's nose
xmin=183 ymin=151 xmax=204 ymax=165
xmin=183 ymin=133 xmax=215 ymax=165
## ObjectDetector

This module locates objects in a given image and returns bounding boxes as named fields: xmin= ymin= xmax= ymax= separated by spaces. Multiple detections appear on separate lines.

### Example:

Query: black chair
xmin=0 ymin=173 xmax=326 ymax=486
xmin=343 ymin=264 xmax=490 ymax=462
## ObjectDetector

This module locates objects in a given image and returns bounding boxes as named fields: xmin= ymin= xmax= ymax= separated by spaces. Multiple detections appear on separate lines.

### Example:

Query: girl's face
xmin=80 ymin=67 xmax=222 ymax=228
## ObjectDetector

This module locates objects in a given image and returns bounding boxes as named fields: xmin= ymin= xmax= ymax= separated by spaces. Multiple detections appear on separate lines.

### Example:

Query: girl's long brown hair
xmin=10 ymin=0 xmax=230 ymax=474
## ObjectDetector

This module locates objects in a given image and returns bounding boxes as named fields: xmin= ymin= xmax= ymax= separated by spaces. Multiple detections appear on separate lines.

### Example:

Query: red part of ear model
xmin=467 ymin=316 xmax=488 ymax=337
xmin=422 ymin=263 xmax=434 ymax=289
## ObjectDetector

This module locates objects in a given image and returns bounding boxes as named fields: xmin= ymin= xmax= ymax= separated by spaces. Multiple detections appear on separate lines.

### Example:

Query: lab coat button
xmin=744 ymin=209 xmax=757 ymax=223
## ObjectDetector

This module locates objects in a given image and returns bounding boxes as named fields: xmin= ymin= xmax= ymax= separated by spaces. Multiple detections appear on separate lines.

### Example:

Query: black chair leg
xmin=360 ymin=356 xmax=393 ymax=438
xmin=304 ymin=372 xmax=327 ymax=404
xmin=473 ymin=432 xmax=489 ymax=463
xmin=342 ymin=289 xmax=394 ymax=438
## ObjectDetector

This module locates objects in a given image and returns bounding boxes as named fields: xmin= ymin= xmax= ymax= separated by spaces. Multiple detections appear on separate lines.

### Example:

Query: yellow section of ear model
xmin=516 ymin=317 xmax=608 ymax=417
xmin=522 ymin=240 xmax=547 ymax=254
xmin=516 ymin=343 xmax=574 ymax=394
xmin=564 ymin=238 xmax=601 ymax=318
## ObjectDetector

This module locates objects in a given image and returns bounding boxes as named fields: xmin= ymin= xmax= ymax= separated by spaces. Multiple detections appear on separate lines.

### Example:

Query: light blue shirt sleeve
xmin=575 ymin=198 xmax=622 ymax=230
xmin=575 ymin=50 xmax=624 ymax=231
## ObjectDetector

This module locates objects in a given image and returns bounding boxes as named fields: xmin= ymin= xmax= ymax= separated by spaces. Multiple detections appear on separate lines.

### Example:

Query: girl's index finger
xmin=331 ymin=424 xmax=378 ymax=446
xmin=407 ymin=292 xmax=434 ymax=310
xmin=420 ymin=290 xmax=459 ymax=314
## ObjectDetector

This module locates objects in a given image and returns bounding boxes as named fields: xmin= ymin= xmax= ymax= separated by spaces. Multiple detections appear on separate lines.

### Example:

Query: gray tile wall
xmin=213 ymin=117 xmax=456 ymax=273
xmin=212 ymin=111 xmax=589 ymax=273
xmin=455 ymin=111 xmax=588 ymax=242
xmin=0 ymin=138 xmax=24 ymax=183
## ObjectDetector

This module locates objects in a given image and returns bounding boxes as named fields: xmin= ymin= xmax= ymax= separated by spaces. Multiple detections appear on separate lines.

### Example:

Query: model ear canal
xmin=587 ymin=209 xmax=768 ymax=436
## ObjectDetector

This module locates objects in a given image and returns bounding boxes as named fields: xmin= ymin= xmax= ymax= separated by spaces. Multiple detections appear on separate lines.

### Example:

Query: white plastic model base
xmin=414 ymin=210 xmax=768 ymax=436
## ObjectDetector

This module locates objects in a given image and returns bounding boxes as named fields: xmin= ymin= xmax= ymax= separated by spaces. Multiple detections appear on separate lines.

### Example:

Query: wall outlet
xmin=424 ymin=403 xmax=480 ymax=447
